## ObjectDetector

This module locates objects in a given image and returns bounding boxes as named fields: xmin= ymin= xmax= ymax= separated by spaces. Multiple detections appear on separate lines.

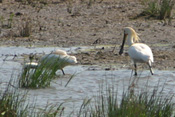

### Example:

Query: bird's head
xmin=119 ymin=27 xmax=139 ymax=55
xmin=68 ymin=56 xmax=77 ymax=64
xmin=124 ymin=27 xmax=140 ymax=43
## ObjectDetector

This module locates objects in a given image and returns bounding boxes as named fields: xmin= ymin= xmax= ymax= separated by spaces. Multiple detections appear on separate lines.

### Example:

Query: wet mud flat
xmin=75 ymin=44 xmax=175 ymax=70
xmin=0 ymin=0 xmax=175 ymax=70
xmin=0 ymin=44 xmax=175 ymax=71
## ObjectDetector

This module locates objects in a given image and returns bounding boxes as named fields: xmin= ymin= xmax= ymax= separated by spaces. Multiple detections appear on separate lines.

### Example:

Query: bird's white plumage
xmin=41 ymin=49 xmax=77 ymax=65
xmin=25 ymin=49 xmax=77 ymax=75
xmin=41 ymin=54 xmax=77 ymax=65
xmin=52 ymin=49 xmax=77 ymax=64
xmin=119 ymin=27 xmax=154 ymax=75
xmin=128 ymin=43 xmax=153 ymax=63
xmin=40 ymin=49 xmax=77 ymax=75
xmin=52 ymin=49 xmax=67 ymax=56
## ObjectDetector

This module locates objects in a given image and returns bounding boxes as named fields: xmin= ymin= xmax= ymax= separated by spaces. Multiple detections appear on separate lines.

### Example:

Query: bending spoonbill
xmin=25 ymin=49 xmax=77 ymax=75
xmin=119 ymin=27 xmax=154 ymax=76
xmin=41 ymin=49 xmax=77 ymax=75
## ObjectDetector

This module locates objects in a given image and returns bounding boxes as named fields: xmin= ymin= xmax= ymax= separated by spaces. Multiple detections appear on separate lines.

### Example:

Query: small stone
xmin=15 ymin=12 xmax=23 ymax=16
xmin=105 ymin=68 xmax=110 ymax=71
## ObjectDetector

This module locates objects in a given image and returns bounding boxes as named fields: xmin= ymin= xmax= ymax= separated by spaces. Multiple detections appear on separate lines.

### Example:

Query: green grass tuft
xmin=19 ymin=17 xmax=32 ymax=37
xmin=140 ymin=0 xmax=175 ymax=21
xmin=0 ymin=79 xmax=29 ymax=117
xmin=0 ymin=78 xmax=64 ymax=117
xmin=159 ymin=0 xmax=175 ymax=20
xmin=19 ymin=54 xmax=68 ymax=88
xmin=78 ymin=80 xmax=174 ymax=117
xmin=141 ymin=0 xmax=160 ymax=18
xmin=36 ymin=102 xmax=64 ymax=117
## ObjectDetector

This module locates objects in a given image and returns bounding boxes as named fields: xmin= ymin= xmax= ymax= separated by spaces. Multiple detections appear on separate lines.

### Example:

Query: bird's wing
xmin=128 ymin=43 xmax=153 ymax=63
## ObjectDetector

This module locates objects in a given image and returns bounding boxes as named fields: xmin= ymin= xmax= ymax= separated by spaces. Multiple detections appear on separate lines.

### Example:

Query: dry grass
xmin=19 ymin=17 xmax=32 ymax=37
xmin=140 ymin=0 xmax=175 ymax=23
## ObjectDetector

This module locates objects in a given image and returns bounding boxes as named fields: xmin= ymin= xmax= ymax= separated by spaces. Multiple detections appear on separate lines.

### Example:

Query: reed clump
xmin=0 ymin=79 xmax=29 ymax=116
xmin=140 ymin=0 xmax=175 ymax=21
xmin=19 ymin=54 xmax=68 ymax=88
xmin=36 ymin=103 xmax=64 ymax=117
xmin=78 ymin=81 xmax=174 ymax=117
xmin=19 ymin=17 xmax=32 ymax=37
xmin=0 ymin=79 xmax=64 ymax=117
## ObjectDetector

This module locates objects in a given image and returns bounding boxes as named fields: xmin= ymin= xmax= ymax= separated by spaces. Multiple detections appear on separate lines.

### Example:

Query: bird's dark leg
xmin=61 ymin=69 xmax=65 ymax=75
xmin=148 ymin=63 xmax=154 ymax=75
xmin=134 ymin=63 xmax=137 ymax=76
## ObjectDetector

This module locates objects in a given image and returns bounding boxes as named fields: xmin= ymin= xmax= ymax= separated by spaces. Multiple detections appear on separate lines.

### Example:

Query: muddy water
xmin=0 ymin=46 xmax=175 ymax=116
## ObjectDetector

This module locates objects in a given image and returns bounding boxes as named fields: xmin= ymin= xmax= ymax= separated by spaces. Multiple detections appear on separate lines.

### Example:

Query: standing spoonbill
xmin=119 ymin=27 xmax=154 ymax=76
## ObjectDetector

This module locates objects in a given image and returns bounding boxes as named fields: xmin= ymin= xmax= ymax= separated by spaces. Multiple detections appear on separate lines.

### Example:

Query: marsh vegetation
xmin=1 ymin=71 xmax=175 ymax=117
xmin=0 ymin=79 xmax=64 ymax=116
xmin=77 ymin=82 xmax=174 ymax=117
xmin=19 ymin=54 xmax=69 ymax=88
xmin=140 ymin=0 xmax=175 ymax=24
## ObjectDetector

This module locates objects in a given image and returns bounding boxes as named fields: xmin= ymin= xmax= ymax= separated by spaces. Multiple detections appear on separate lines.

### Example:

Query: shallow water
xmin=0 ymin=46 xmax=175 ymax=116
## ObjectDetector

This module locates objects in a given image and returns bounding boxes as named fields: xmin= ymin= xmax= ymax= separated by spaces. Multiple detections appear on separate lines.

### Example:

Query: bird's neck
xmin=127 ymin=35 xmax=134 ymax=46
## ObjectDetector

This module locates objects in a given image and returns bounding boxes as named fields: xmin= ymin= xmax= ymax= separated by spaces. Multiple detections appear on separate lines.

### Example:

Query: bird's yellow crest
xmin=125 ymin=27 xmax=140 ymax=43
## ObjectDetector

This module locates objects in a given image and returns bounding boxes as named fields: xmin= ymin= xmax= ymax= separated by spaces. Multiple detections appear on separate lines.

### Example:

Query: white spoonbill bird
xmin=119 ymin=27 xmax=154 ymax=76
xmin=25 ymin=49 xmax=77 ymax=75
xmin=41 ymin=49 xmax=77 ymax=75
